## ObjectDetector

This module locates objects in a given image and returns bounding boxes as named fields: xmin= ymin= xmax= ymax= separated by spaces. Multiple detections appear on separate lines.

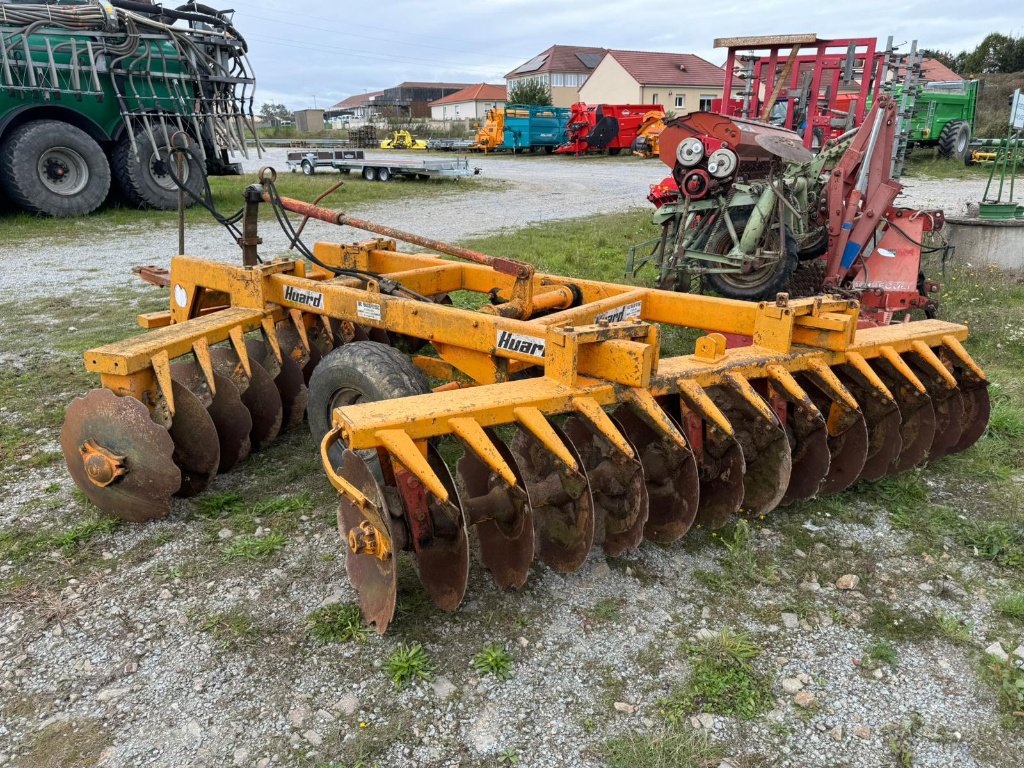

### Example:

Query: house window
xmin=699 ymin=94 xmax=716 ymax=111
xmin=651 ymin=93 xmax=659 ymax=105
xmin=674 ymin=95 xmax=685 ymax=108
xmin=578 ymin=74 xmax=587 ymax=86
xmin=552 ymin=73 xmax=564 ymax=87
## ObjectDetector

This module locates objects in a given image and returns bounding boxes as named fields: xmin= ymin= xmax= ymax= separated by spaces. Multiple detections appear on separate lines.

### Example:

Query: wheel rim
xmin=710 ymin=226 xmax=787 ymax=291
xmin=149 ymin=148 xmax=187 ymax=192
xmin=956 ymin=129 xmax=968 ymax=154
xmin=37 ymin=146 xmax=89 ymax=195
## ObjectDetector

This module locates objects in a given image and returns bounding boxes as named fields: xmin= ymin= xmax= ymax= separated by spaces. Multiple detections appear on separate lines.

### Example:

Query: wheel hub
xmin=79 ymin=439 xmax=126 ymax=487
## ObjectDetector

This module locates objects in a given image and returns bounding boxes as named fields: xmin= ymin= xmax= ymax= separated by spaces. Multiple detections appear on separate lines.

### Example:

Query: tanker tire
xmin=307 ymin=341 xmax=431 ymax=453
xmin=113 ymin=128 xmax=203 ymax=210
xmin=0 ymin=120 xmax=110 ymax=217
xmin=937 ymin=120 xmax=971 ymax=164
xmin=703 ymin=213 xmax=799 ymax=301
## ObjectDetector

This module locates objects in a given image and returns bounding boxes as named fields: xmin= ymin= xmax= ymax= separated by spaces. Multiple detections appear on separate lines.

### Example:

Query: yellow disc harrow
xmin=61 ymin=176 xmax=991 ymax=632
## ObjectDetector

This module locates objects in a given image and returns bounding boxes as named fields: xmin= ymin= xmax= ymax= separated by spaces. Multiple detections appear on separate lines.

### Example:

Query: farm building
xmin=579 ymin=50 xmax=727 ymax=113
xmin=430 ymin=84 xmax=507 ymax=120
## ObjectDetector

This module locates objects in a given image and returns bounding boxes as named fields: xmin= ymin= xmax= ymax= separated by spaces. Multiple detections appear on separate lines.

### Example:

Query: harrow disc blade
xmin=694 ymin=431 xmax=745 ymax=530
xmin=457 ymin=432 xmax=534 ymax=589
xmin=709 ymin=388 xmax=791 ymax=517
xmin=61 ymin=389 xmax=181 ymax=522
xmin=817 ymin=411 xmax=869 ymax=495
xmin=888 ymin=389 xmax=936 ymax=474
xmin=412 ymin=445 xmax=470 ymax=611
xmin=217 ymin=343 xmax=284 ymax=453
xmin=167 ymin=379 xmax=220 ymax=497
xmin=613 ymin=405 xmax=698 ymax=543
xmin=925 ymin=384 xmax=965 ymax=460
xmin=336 ymin=449 xmax=397 ymax=634
xmin=780 ymin=407 xmax=830 ymax=505
xmin=276 ymin=321 xmax=319 ymax=384
xmin=510 ymin=422 xmax=595 ymax=573
xmin=840 ymin=370 xmax=902 ymax=483
xmin=206 ymin=372 xmax=253 ymax=473
xmin=563 ymin=415 xmax=648 ymax=557
xmin=951 ymin=382 xmax=990 ymax=454
xmin=254 ymin=338 xmax=307 ymax=431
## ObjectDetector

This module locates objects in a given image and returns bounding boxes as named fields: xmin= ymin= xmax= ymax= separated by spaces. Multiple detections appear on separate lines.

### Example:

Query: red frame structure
xmin=716 ymin=34 xmax=885 ymax=149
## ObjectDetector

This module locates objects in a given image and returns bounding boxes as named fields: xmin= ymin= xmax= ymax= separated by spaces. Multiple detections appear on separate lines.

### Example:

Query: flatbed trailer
xmin=285 ymin=149 xmax=479 ymax=182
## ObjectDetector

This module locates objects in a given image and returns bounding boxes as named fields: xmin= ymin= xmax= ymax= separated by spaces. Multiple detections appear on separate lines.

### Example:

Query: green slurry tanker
xmin=0 ymin=1 xmax=258 ymax=216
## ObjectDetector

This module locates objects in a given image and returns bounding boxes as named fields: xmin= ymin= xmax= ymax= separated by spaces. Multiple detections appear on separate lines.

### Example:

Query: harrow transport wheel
xmin=336 ymin=449 xmax=398 ymax=634
xmin=248 ymin=338 xmax=308 ymax=431
xmin=613 ymin=405 xmax=698 ymax=543
xmin=167 ymin=379 xmax=220 ymax=497
xmin=564 ymin=415 xmax=648 ymax=557
xmin=510 ymin=422 xmax=595 ymax=573
xmin=412 ymin=446 xmax=470 ymax=612
xmin=61 ymin=389 xmax=181 ymax=522
xmin=457 ymin=431 xmax=534 ymax=589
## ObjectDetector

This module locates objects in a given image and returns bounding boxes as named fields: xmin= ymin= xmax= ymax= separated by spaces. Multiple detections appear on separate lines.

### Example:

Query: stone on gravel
xmin=613 ymin=701 xmax=635 ymax=714
xmin=781 ymin=612 xmax=799 ymax=629
xmin=782 ymin=677 xmax=804 ymax=694
xmin=303 ymin=730 xmax=322 ymax=746
xmin=830 ymin=725 xmax=844 ymax=741
xmin=793 ymin=691 xmax=816 ymax=708
xmin=431 ymin=676 xmax=457 ymax=700
xmin=985 ymin=642 xmax=1010 ymax=662
xmin=835 ymin=574 xmax=860 ymax=590
xmin=853 ymin=725 xmax=871 ymax=740
xmin=96 ymin=687 xmax=129 ymax=702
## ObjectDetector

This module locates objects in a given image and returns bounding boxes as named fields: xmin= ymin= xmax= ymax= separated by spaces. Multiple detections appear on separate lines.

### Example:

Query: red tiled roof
xmin=921 ymin=58 xmax=962 ymax=82
xmin=604 ymin=50 xmax=726 ymax=87
xmin=395 ymin=81 xmax=474 ymax=90
xmin=330 ymin=90 xmax=383 ymax=110
xmin=506 ymin=45 xmax=609 ymax=78
xmin=430 ymin=83 xmax=507 ymax=106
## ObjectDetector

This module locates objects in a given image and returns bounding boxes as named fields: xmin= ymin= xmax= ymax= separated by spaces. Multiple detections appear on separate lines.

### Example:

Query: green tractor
xmin=0 ymin=1 xmax=258 ymax=217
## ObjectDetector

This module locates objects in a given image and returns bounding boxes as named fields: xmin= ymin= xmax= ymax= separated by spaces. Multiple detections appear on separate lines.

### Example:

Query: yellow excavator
xmin=379 ymin=130 xmax=427 ymax=150
xmin=631 ymin=110 xmax=667 ymax=158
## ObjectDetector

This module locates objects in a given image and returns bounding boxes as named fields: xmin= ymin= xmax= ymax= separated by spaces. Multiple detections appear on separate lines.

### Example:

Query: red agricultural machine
xmin=555 ymin=103 xmax=665 ymax=155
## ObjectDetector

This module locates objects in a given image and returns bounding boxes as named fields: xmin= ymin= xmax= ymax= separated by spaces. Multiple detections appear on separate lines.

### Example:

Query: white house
xmin=429 ymin=84 xmax=507 ymax=121
xmin=579 ymin=50 xmax=727 ymax=114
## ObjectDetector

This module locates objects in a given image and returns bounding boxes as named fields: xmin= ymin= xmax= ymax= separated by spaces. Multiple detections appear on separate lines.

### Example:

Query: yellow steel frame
xmin=81 ymin=237 xmax=983 ymax=518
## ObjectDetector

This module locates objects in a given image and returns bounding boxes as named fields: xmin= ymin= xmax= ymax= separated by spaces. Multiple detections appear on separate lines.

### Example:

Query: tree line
xmin=923 ymin=33 xmax=1024 ymax=75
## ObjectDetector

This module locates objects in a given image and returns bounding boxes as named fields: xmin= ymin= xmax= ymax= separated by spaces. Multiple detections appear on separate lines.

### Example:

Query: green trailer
xmin=904 ymin=79 xmax=979 ymax=163
xmin=0 ymin=1 xmax=258 ymax=217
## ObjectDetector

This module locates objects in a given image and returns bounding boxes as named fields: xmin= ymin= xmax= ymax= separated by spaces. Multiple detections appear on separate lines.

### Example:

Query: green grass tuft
xmin=602 ymin=727 xmax=722 ymax=768
xmin=198 ymin=610 xmax=259 ymax=647
xmin=866 ymin=641 xmax=899 ymax=668
xmin=307 ymin=603 xmax=369 ymax=644
xmin=385 ymin=642 xmax=433 ymax=689
xmin=995 ymin=593 xmax=1024 ymax=622
xmin=221 ymin=532 xmax=287 ymax=561
xmin=472 ymin=643 xmax=514 ymax=681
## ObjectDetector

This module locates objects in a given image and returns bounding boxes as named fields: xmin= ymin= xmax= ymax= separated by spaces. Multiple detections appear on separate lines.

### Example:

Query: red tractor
xmin=555 ymin=103 xmax=664 ymax=155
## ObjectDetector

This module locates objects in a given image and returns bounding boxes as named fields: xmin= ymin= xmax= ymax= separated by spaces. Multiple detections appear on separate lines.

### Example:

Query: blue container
xmin=499 ymin=104 xmax=571 ymax=152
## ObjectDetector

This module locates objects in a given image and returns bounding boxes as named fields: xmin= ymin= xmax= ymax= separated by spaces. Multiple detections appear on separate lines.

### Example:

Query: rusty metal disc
xmin=412 ymin=445 xmax=469 ymax=612
xmin=924 ymin=384 xmax=965 ymax=460
xmin=207 ymin=372 xmax=253 ymax=473
xmin=336 ymin=449 xmax=398 ymax=634
xmin=167 ymin=378 xmax=220 ymax=497
xmin=563 ymin=415 xmax=648 ymax=557
xmin=61 ymin=389 xmax=181 ymax=522
xmin=703 ymin=386 xmax=792 ymax=517
xmin=779 ymin=400 xmax=830 ymax=505
xmin=256 ymin=339 xmax=307 ymax=431
xmin=215 ymin=344 xmax=283 ymax=453
xmin=887 ymin=387 xmax=936 ymax=474
xmin=613 ymin=404 xmax=698 ymax=543
xmin=818 ymin=411 xmax=869 ymax=495
xmin=457 ymin=431 xmax=534 ymax=589
xmin=693 ymin=430 xmax=745 ymax=530
xmin=509 ymin=421 xmax=594 ymax=573
xmin=950 ymin=382 xmax=990 ymax=454
xmin=276 ymin=321 xmax=318 ymax=384
xmin=838 ymin=368 xmax=903 ymax=483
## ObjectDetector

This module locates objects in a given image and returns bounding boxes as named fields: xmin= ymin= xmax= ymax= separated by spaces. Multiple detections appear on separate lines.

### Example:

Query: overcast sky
xmin=237 ymin=0 xmax=1020 ymax=110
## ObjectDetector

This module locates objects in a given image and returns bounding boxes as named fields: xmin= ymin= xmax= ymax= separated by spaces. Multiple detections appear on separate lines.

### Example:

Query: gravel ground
xmin=0 ymin=149 xmax=992 ymax=300
xmin=2 ymin=156 xmax=1021 ymax=767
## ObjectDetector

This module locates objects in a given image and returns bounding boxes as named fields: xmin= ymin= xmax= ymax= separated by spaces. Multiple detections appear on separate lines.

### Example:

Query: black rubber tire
xmin=608 ymin=147 xmax=622 ymax=156
xmin=543 ymin=146 xmax=554 ymax=154
xmin=0 ymin=120 xmax=110 ymax=216
xmin=362 ymin=166 xmax=378 ymax=181
xmin=377 ymin=167 xmax=392 ymax=182
xmin=113 ymin=128 xmax=204 ymax=210
xmin=937 ymin=120 xmax=971 ymax=163
xmin=301 ymin=159 xmax=315 ymax=175
xmin=307 ymin=341 xmax=431 ymax=448
xmin=796 ymin=227 xmax=829 ymax=261
xmin=703 ymin=212 xmax=799 ymax=301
